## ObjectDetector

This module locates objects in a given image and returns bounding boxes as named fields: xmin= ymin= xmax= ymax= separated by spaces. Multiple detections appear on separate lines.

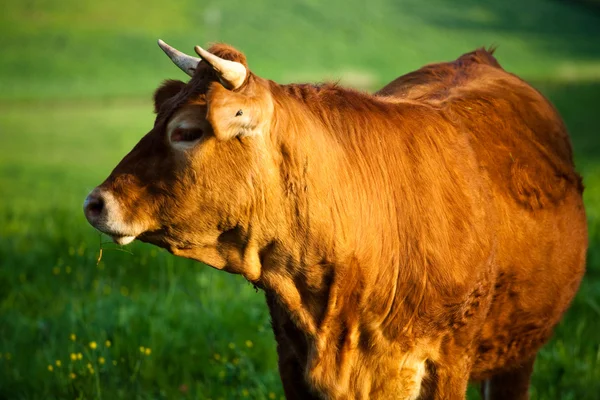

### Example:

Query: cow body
xmin=378 ymin=49 xmax=587 ymax=391
xmin=84 ymin=44 xmax=587 ymax=399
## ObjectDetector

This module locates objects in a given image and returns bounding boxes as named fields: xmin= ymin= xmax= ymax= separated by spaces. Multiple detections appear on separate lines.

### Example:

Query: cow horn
xmin=157 ymin=39 xmax=201 ymax=77
xmin=194 ymin=45 xmax=247 ymax=90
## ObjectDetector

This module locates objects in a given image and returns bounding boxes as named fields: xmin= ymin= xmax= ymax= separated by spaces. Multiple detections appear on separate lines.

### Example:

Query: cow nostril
xmin=85 ymin=194 xmax=105 ymax=217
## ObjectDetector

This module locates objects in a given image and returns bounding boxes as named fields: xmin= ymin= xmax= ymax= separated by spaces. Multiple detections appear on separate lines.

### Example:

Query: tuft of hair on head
xmin=153 ymin=80 xmax=186 ymax=113
xmin=487 ymin=44 xmax=498 ymax=55
xmin=205 ymin=43 xmax=249 ymax=67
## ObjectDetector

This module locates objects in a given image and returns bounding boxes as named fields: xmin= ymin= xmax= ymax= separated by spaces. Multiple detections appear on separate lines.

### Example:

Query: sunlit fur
xmin=89 ymin=44 xmax=587 ymax=399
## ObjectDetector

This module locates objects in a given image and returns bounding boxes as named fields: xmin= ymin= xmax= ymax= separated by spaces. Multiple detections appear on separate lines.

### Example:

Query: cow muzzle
xmin=83 ymin=188 xmax=138 ymax=245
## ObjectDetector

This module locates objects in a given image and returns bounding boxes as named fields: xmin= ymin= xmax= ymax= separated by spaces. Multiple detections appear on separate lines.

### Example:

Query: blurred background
xmin=0 ymin=0 xmax=599 ymax=398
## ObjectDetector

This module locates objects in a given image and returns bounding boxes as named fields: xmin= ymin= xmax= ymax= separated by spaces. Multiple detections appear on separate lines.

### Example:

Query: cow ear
xmin=206 ymin=82 xmax=272 ymax=141
xmin=153 ymin=80 xmax=186 ymax=113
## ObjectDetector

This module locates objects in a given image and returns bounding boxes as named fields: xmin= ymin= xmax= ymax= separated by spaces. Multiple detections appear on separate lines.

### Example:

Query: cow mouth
xmin=111 ymin=234 xmax=137 ymax=245
xmin=106 ymin=228 xmax=167 ymax=247
xmin=96 ymin=229 xmax=138 ymax=245
xmin=93 ymin=227 xmax=139 ymax=245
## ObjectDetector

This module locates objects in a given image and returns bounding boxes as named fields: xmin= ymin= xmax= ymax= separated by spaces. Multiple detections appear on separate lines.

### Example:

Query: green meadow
xmin=1 ymin=0 xmax=599 ymax=398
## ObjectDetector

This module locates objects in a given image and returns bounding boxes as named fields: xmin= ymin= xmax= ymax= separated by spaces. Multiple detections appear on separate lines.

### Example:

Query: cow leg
xmin=429 ymin=369 xmax=469 ymax=400
xmin=275 ymin=345 xmax=320 ymax=400
xmin=480 ymin=356 xmax=536 ymax=400
xmin=265 ymin=293 xmax=321 ymax=400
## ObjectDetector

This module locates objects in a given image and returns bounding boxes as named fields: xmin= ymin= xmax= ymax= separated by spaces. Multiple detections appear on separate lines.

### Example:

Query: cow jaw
xmin=166 ymin=237 xmax=263 ymax=282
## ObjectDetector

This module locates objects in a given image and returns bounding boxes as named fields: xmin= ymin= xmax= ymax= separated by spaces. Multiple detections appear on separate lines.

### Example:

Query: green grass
xmin=1 ymin=0 xmax=600 ymax=399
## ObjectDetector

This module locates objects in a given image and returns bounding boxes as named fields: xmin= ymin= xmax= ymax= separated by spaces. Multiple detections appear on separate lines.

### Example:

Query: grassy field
xmin=1 ymin=0 xmax=599 ymax=399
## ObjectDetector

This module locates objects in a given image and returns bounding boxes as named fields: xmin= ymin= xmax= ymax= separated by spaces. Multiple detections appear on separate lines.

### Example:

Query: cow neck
xmin=256 ymin=82 xmax=434 ymax=396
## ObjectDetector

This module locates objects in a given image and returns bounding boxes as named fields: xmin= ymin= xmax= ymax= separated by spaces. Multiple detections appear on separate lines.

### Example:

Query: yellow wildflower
xmin=87 ymin=362 xmax=93 ymax=369
xmin=77 ymin=352 xmax=83 ymax=360
xmin=139 ymin=346 xmax=145 ymax=353
xmin=213 ymin=353 xmax=221 ymax=361
xmin=269 ymin=393 xmax=276 ymax=399
xmin=105 ymin=340 xmax=112 ymax=348
xmin=98 ymin=357 xmax=105 ymax=365
xmin=70 ymin=353 xmax=77 ymax=361
xmin=55 ymin=360 xmax=61 ymax=367
xmin=70 ymin=333 xmax=76 ymax=341
xmin=70 ymin=372 xmax=77 ymax=379
xmin=47 ymin=365 xmax=54 ymax=372
xmin=228 ymin=342 xmax=235 ymax=349
xmin=245 ymin=340 xmax=253 ymax=348
xmin=145 ymin=348 xmax=151 ymax=356
xmin=241 ymin=389 xmax=249 ymax=397
xmin=89 ymin=341 xmax=97 ymax=350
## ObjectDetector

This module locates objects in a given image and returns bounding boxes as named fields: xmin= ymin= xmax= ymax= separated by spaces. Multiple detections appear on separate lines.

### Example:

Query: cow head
xmin=83 ymin=40 xmax=282 ymax=280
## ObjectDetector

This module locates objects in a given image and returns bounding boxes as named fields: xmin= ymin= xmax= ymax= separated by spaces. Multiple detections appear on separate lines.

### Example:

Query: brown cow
xmin=84 ymin=40 xmax=587 ymax=399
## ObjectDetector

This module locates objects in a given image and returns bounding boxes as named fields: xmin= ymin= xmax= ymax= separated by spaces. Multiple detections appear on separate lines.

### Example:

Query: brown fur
xmin=89 ymin=44 xmax=587 ymax=399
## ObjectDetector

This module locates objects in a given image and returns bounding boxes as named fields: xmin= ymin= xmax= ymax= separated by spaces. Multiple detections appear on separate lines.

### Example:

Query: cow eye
xmin=171 ymin=127 xmax=204 ymax=143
